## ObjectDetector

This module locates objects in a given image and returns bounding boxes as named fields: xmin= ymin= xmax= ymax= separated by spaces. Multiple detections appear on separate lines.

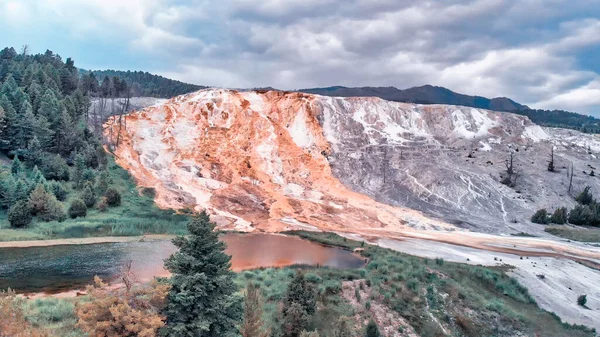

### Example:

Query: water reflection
xmin=0 ymin=233 xmax=364 ymax=294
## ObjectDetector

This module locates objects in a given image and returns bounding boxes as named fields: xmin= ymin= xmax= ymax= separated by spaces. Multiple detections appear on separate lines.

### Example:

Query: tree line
xmin=82 ymin=69 xmax=205 ymax=98
xmin=511 ymin=108 xmax=600 ymax=134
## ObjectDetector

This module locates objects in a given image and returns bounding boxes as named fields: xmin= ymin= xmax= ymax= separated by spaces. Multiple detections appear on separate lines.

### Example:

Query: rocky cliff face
xmin=105 ymin=89 xmax=600 ymax=234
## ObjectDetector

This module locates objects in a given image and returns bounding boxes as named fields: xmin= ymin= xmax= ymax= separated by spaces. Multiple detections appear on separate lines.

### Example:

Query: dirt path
xmin=0 ymin=234 xmax=175 ymax=248
xmin=336 ymin=227 xmax=600 ymax=268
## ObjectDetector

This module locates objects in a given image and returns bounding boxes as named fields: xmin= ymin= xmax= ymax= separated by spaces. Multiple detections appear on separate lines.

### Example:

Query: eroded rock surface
xmin=106 ymin=89 xmax=600 ymax=234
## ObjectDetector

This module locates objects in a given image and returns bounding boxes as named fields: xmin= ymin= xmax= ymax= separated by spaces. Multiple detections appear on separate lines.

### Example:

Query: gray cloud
xmin=1 ymin=0 xmax=600 ymax=115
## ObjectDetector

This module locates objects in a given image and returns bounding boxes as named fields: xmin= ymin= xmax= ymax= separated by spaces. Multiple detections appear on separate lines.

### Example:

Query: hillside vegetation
xmin=5 ymin=231 xmax=595 ymax=337
xmin=0 ymin=46 xmax=188 ymax=239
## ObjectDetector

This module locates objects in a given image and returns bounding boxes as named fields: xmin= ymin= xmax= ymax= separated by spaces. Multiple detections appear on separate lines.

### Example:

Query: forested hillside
xmin=83 ymin=69 xmax=206 ymax=98
xmin=0 ymin=46 xmax=186 ymax=233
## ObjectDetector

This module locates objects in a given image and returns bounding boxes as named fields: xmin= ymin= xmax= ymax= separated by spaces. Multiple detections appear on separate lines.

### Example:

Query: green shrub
xmin=365 ymin=320 xmax=379 ymax=337
xmin=68 ymin=199 xmax=87 ymax=219
xmin=531 ymin=209 xmax=549 ymax=224
xmin=141 ymin=187 xmax=156 ymax=198
xmin=577 ymin=294 xmax=587 ymax=307
xmin=104 ymin=187 xmax=121 ymax=207
xmin=576 ymin=186 xmax=594 ymax=205
xmin=550 ymin=207 xmax=568 ymax=224
xmin=568 ymin=205 xmax=594 ymax=226
xmin=8 ymin=200 xmax=32 ymax=228
xmin=305 ymin=273 xmax=322 ymax=284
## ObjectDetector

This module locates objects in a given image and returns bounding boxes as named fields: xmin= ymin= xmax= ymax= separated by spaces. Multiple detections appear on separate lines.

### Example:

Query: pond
xmin=0 ymin=233 xmax=364 ymax=294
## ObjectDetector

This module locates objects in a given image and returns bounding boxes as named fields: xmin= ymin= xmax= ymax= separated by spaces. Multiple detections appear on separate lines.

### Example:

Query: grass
xmin=545 ymin=226 xmax=600 ymax=243
xmin=0 ymin=156 xmax=190 ymax=242
xmin=13 ymin=231 xmax=597 ymax=337
xmin=21 ymin=297 xmax=84 ymax=337
xmin=283 ymin=231 xmax=596 ymax=337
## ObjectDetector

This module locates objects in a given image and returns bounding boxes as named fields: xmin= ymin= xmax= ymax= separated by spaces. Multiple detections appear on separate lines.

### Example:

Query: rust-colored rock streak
xmin=105 ymin=89 xmax=451 ymax=233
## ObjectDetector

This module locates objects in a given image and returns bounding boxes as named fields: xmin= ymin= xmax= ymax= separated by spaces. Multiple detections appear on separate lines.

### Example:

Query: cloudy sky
xmin=1 ymin=0 xmax=600 ymax=115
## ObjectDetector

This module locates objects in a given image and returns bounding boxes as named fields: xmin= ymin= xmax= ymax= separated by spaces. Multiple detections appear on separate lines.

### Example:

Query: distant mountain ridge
xmin=299 ymin=85 xmax=600 ymax=133
xmin=299 ymin=85 xmax=526 ymax=111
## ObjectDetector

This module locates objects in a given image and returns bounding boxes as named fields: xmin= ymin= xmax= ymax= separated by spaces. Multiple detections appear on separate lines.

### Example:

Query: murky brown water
xmin=0 ymin=233 xmax=364 ymax=294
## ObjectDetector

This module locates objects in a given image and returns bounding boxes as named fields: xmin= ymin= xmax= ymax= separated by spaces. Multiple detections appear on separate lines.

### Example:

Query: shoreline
xmin=0 ymin=234 xmax=176 ymax=248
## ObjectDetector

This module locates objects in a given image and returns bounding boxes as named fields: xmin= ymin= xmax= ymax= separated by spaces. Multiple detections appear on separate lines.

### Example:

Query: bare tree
xmin=568 ymin=162 xmax=574 ymax=195
xmin=548 ymin=147 xmax=555 ymax=172
xmin=502 ymin=149 xmax=519 ymax=187
xmin=20 ymin=44 xmax=29 ymax=56
xmin=121 ymin=260 xmax=136 ymax=293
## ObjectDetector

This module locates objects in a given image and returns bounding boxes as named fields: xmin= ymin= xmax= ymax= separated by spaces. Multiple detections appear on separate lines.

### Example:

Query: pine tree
xmin=162 ymin=211 xmax=242 ymax=337
xmin=27 ymin=184 xmax=53 ymax=215
xmin=0 ymin=172 xmax=16 ymax=209
xmin=31 ymin=166 xmax=46 ymax=185
xmin=72 ymin=153 xmax=86 ymax=188
xmin=242 ymin=284 xmax=270 ymax=337
xmin=11 ymin=157 xmax=24 ymax=176
xmin=281 ymin=271 xmax=317 ymax=337
xmin=281 ymin=303 xmax=310 ymax=337
xmin=95 ymin=170 xmax=111 ymax=194
xmin=82 ymin=184 xmax=96 ymax=207
xmin=284 ymin=271 xmax=317 ymax=315
xmin=8 ymin=200 xmax=32 ymax=228
xmin=365 ymin=320 xmax=380 ymax=337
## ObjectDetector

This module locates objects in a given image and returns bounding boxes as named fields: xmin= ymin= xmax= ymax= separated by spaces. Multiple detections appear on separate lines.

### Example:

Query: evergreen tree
xmin=568 ymin=205 xmax=594 ymax=226
xmin=104 ymin=187 xmax=121 ymax=207
xmin=0 ymin=172 xmax=15 ymax=209
xmin=72 ymin=153 xmax=86 ymax=188
xmin=531 ymin=209 xmax=549 ymax=224
xmin=242 ymin=284 xmax=270 ymax=337
xmin=43 ymin=154 xmax=69 ymax=181
xmin=68 ymin=199 xmax=87 ymax=219
xmin=82 ymin=184 xmax=96 ymax=207
xmin=11 ymin=157 xmax=24 ymax=176
xmin=12 ymin=178 xmax=31 ymax=202
xmin=27 ymin=184 xmax=53 ymax=215
xmin=281 ymin=271 xmax=317 ymax=337
xmin=8 ymin=200 xmax=32 ymax=228
xmin=284 ymin=271 xmax=317 ymax=315
xmin=46 ymin=180 xmax=68 ymax=201
xmin=30 ymin=166 xmax=46 ymax=185
xmin=162 ymin=211 xmax=242 ymax=337
xmin=25 ymin=136 xmax=44 ymax=167
xmin=576 ymin=186 xmax=595 ymax=205
xmin=95 ymin=169 xmax=111 ymax=194
xmin=550 ymin=207 xmax=568 ymax=225
xmin=39 ymin=196 xmax=66 ymax=222
xmin=281 ymin=303 xmax=310 ymax=337
xmin=365 ymin=321 xmax=380 ymax=337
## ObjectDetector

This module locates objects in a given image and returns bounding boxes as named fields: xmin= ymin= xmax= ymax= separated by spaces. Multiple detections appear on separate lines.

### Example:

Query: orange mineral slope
xmin=105 ymin=89 xmax=453 ymax=233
